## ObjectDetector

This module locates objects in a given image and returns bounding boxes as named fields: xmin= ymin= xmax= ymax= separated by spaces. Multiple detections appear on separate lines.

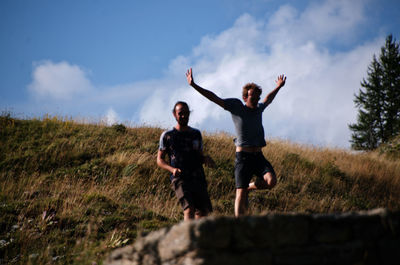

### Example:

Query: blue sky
xmin=1 ymin=0 xmax=399 ymax=148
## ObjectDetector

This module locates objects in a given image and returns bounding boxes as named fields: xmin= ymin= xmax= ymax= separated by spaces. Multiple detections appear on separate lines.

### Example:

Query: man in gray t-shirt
xmin=186 ymin=68 xmax=286 ymax=217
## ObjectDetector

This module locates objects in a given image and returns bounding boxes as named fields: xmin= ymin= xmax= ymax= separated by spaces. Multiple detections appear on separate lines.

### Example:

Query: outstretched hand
xmin=275 ymin=75 xmax=287 ymax=88
xmin=186 ymin=68 xmax=194 ymax=86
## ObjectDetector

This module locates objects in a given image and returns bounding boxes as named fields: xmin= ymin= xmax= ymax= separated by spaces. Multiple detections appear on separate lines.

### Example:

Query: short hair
xmin=172 ymin=101 xmax=190 ymax=114
xmin=242 ymin=83 xmax=262 ymax=98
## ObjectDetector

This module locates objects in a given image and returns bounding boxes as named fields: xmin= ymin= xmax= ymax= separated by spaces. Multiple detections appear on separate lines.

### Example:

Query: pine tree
xmin=349 ymin=34 xmax=400 ymax=150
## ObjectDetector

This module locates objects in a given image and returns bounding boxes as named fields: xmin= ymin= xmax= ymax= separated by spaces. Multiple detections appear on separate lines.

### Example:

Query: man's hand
xmin=275 ymin=74 xmax=287 ymax=88
xmin=262 ymin=74 xmax=287 ymax=106
xmin=172 ymin=168 xmax=182 ymax=177
xmin=186 ymin=68 xmax=194 ymax=86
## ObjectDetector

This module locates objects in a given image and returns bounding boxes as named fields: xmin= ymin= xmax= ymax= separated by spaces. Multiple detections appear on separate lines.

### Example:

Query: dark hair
xmin=172 ymin=101 xmax=190 ymax=114
xmin=242 ymin=83 xmax=262 ymax=99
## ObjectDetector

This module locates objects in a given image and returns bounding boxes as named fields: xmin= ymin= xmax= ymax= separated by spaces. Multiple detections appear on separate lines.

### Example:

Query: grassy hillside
xmin=378 ymin=134 xmax=400 ymax=160
xmin=1 ymin=113 xmax=399 ymax=264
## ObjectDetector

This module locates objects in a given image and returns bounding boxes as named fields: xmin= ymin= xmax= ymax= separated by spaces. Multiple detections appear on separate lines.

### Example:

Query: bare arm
xmin=186 ymin=68 xmax=225 ymax=109
xmin=157 ymin=149 xmax=181 ymax=177
xmin=262 ymin=74 xmax=287 ymax=106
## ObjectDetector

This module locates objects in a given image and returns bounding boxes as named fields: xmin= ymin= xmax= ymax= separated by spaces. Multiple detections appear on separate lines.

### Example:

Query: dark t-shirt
xmin=159 ymin=127 xmax=204 ymax=180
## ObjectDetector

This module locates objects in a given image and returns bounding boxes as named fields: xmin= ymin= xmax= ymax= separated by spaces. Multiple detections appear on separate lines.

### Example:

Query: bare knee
xmin=236 ymin=188 xmax=248 ymax=199
xmin=260 ymin=172 xmax=277 ymax=189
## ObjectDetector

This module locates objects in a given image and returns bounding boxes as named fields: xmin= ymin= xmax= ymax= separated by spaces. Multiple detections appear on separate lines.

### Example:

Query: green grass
xmin=1 ymin=113 xmax=399 ymax=264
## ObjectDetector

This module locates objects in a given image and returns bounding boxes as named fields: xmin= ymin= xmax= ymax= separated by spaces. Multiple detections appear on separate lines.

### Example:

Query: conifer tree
xmin=349 ymin=34 xmax=400 ymax=150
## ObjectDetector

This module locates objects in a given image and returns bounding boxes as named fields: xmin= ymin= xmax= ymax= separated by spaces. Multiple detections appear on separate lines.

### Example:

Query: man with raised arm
xmin=186 ymin=68 xmax=286 ymax=217
xmin=157 ymin=101 xmax=214 ymax=221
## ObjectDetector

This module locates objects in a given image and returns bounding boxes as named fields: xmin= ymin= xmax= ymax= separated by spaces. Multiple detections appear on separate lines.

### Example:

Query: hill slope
xmin=1 ymin=114 xmax=399 ymax=264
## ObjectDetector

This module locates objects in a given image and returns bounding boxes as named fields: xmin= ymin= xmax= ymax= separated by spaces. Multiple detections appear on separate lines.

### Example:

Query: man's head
xmin=172 ymin=101 xmax=190 ymax=127
xmin=242 ymin=83 xmax=262 ymax=108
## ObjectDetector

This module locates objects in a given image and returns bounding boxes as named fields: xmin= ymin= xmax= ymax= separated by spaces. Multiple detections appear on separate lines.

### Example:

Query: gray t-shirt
xmin=223 ymin=98 xmax=267 ymax=147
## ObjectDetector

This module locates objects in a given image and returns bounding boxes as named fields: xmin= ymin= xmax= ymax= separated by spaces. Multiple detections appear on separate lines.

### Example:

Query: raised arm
xmin=262 ymin=74 xmax=287 ymax=106
xmin=186 ymin=68 xmax=225 ymax=109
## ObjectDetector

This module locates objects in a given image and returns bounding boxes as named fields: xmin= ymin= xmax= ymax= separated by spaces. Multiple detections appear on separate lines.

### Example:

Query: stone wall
xmin=105 ymin=208 xmax=399 ymax=265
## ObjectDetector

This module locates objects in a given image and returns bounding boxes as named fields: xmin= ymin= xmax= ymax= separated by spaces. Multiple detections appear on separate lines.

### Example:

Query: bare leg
xmin=248 ymin=172 xmax=277 ymax=191
xmin=248 ymin=182 xmax=257 ymax=191
xmin=183 ymin=207 xmax=195 ymax=221
xmin=235 ymin=188 xmax=249 ymax=217
xmin=195 ymin=209 xmax=209 ymax=220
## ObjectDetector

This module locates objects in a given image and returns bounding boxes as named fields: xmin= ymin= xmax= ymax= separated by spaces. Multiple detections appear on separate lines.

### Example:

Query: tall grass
xmin=1 ymin=113 xmax=399 ymax=264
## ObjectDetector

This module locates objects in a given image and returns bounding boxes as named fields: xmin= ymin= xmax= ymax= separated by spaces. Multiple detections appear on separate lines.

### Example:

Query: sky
xmin=1 ymin=0 xmax=400 ymax=148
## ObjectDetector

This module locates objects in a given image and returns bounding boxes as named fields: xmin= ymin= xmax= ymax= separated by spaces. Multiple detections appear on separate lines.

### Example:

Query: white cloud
xmin=266 ymin=0 xmax=366 ymax=47
xmin=139 ymin=0 xmax=382 ymax=148
xmin=26 ymin=60 xmax=158 ymax=123
xmin=28 ymin=61 xmax=93 ymax=99
xmin=102 ymin=108 xmax=120 ymax=126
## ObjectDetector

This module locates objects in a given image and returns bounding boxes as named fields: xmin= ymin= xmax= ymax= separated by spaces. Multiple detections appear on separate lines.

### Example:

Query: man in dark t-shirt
xmin=157 ymin=101 xmax=214 ymax=221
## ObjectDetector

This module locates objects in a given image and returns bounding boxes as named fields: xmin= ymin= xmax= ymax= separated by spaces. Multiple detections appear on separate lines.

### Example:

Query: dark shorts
xmin=171 ymin=170 xmax=213 ymax=213
xmin=234 ymin=151 xmax=276 ymax=189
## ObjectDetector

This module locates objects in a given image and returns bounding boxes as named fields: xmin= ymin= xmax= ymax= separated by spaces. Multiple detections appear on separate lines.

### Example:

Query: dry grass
xmin=0 ymin=113 xmax=399 ymax=264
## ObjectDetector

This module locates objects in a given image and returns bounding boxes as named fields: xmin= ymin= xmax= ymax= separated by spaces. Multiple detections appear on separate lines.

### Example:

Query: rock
xmin=158 ymin=221 xmax=194 ymax=261
xmin=105 ymin=209 xmax=400 ymax=265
